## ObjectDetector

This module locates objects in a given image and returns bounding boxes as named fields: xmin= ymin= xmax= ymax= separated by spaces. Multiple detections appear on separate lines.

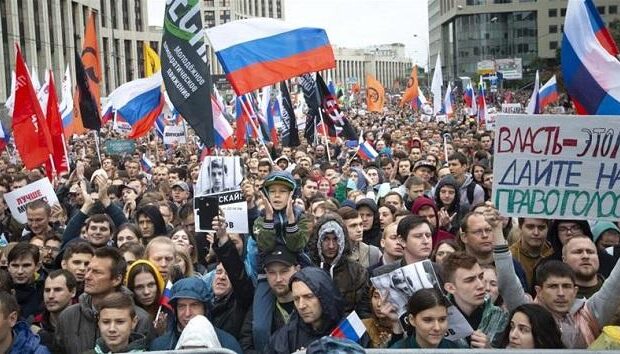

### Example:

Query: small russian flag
xmin=140 ymin=154 xmax=154 ymax=173
xmin=159 ymin=280 xmax=173 ymax=311
xmin=330 ymin=311 xmax=366 ymax=342
xmin=358 ymin=141 xmax=378 ymax=161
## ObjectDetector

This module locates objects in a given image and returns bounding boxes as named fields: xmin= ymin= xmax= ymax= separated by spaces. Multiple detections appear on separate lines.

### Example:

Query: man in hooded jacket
xmin=356 ymin=199 xmax=382 ymax=248
xmin=135 ymin=205 xmax=167 ymax=245
xmin=267 ymin=267 xmax=347 ymax=353
xmin=149 ymin=277 xmax=242 ymax=352
xmin=307 ymin=214 xmax=371 ymax=318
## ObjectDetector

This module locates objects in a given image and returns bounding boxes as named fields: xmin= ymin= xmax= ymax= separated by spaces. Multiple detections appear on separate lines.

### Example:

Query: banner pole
xmin=240 ymin=94 xmax=275 ymax=166
xmin=93 ymin=130 xmax=102 ymax=165
xmin=317 ymin=108 xmax=332 ymax=163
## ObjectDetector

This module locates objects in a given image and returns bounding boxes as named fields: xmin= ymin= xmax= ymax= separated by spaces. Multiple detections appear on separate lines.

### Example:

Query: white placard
xmin=371 ymin=260 xmax=474 ymax=341
xmin=493 ymin=114 xmax=620 ymax=221
xmin=194 ymin=190 xmax=249 ymax=234
xmin=5 ymin=179 xmax=60 ymax=224
xmin=163 ymin=125 xmax=186 ymax=145
xmin=501 ymin=103 xmax=522 ymax=113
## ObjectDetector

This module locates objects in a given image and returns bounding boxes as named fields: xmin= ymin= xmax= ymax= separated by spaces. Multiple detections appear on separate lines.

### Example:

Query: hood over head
xmin=289 ymin=267 xmax=345 ymax=332
xmin=547 ymin=219 xmax=593 ymax=253
xmin=135 ymin=204 xmax=168 ymax=237
xmin=434 ymin=175 xmax=461 ymax=215
xmin=411 ymin=196 xmax=439 ymax=234
xmin=124 ymin=259 xmax=165 ymax=294
xmin=174 ymin=315 xmax=222 ymax=350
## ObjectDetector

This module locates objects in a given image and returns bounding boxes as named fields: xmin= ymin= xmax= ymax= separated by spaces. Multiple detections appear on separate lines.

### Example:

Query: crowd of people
xmin=0 ymin=90 xmax=618 ymax=354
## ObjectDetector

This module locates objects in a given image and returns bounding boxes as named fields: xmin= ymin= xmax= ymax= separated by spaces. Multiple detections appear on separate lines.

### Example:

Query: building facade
xmin=428 ymin=0 xmax=620 ymax=80
xmin=321 ymin=44 xmax=411 ymax=91
xmin=0 ymin=0 xmax=161 ymax=102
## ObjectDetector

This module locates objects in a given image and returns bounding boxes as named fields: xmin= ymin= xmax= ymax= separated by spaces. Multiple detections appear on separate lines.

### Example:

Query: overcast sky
xmin=148 ymin=0 xmax=429 ymax=67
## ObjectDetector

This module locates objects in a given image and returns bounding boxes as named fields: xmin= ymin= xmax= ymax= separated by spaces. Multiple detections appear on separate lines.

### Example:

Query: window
xmin=561 ymin=8 xmax=566 ymax=16
xmin=549 ymin=25 xmax=558 ymax=33
xmin=548 ymin=8 xmax=557 ymax=17
xmin=610 ymin=5 xmax=618 ymax=14
xmin=549 ymin=41 xmax=558 ymax=50
xmin=597 ymin=6 xmax=605 ymax=15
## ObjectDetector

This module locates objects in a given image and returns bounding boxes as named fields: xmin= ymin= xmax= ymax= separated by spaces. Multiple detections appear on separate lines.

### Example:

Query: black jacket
xmin=211 ymin=238 xmax=255 ymax=339
xmin=267 ymin=267 xmax=345 ymax=354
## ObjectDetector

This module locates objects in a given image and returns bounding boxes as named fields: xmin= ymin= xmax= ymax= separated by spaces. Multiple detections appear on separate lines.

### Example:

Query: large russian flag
xmin=561 ymin=0 xmax=620 ymax=114
xmin=206 ymin=18 xmax=335 ymax=95
xmin=538 ymin=75 xmax=559 ymax=111
xmin=107 ymin=72 xmax=165 ymax=139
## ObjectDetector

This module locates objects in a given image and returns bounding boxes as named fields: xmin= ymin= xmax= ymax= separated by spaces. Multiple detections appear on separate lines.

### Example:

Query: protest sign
xmin=195 ymin=156 xmax=244 ymax=195
xmin=493 ymin=115 xmax=620 ymax=221
xmin=501 ymin=103 xmax=522 ymax=113
xmin=163 ymin=125 xmax=186 ymax=145
xmin=104 ymin=139 xmax=136 ymax=155
xmin=370 ymin=260 xmax=473 ymax=341
xmin=194 ymin=190 xmax=249 ymax=234
xmin=5 ymin=179 xmax=59 ymax=224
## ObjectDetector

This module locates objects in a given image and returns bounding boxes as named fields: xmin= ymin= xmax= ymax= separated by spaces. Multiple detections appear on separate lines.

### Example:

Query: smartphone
xmin=194 ymin=195 xmax=220 ymax=232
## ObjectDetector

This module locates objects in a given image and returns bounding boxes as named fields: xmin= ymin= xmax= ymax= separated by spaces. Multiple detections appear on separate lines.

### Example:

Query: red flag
xmin=44 ymin=70 xmax=69 ymax=180
xmin=12 ymin=44 xmax=53 ymax=170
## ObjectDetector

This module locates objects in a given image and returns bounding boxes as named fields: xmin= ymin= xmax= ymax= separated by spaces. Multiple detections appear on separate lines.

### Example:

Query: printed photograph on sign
xmin=195 ymin=156 xmax=244 ymax=196
xmin=370 ymin=260 xmax=473 ymax=341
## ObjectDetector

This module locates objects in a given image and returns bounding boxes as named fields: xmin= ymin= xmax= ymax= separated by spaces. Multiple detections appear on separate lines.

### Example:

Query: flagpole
xmin=92 ymin=130 xmax=102 ymax=165
xmin=317 ymin=108 xmax=332 ymax=163
xmin=154 ymin=305 xmax=163 ymax=324
xmin=240 ymin=94 xmax=275 ymax=165
xmin=48 ymin=154 xmax=57 ymax=183
xmin=60 ymin=135 xmax=70 ymax=172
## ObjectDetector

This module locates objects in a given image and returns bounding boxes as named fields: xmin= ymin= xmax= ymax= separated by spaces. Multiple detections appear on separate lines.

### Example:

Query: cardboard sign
xmin=370 ymin=260 xmax=473 ymax=341
xmin=194 ymin=190 xmax=249 ymax=234
xmin=104 ymin=139 xmax=136 ymax=155
xmin=163 ymin=125 xmax=186 ymax=145
xmin=5 ymin=179 xmax=60 ymax=224
xmin=493 ymin=114 xmax=620 ymax=221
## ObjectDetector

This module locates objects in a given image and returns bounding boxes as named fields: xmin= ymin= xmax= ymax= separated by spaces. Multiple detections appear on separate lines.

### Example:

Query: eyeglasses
xmin=43 ymin=246 xmax=60 ymax=253
xmin=558 ymin=225 xmax=583 ymax=234
xmin=468 ymin=227 xmax=493 ymax=237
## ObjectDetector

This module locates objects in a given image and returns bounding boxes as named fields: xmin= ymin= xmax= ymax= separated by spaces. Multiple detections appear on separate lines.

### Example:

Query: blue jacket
xmin=9 ymin=321 xmax=50 ymax=354
xmin=149 ymin=277 xmax=242 ymax=353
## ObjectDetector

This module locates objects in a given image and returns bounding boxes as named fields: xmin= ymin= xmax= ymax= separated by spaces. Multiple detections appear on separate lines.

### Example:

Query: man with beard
xmin=240 ymin=246 xmax=300 ymax=353
xmin=562 ymin=236 xmax=603 ymax=299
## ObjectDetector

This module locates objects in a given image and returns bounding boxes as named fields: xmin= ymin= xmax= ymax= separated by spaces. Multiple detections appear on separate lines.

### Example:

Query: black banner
xmin=299 ymin=74 xmax=324 ymax=143
xmin=316 ymin=73 xmax=358 ymax=141
xmin=74 ymin=50 xmax=100 ymax=131
xmin=161 ymin=0 xmax=214 ymax=146
xmin=279 ymin=81 xmax=300 ymax=147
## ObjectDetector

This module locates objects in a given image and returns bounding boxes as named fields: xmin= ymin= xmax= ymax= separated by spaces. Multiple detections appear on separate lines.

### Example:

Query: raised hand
xmin=285 ymin=194 xmax=296 ymax=224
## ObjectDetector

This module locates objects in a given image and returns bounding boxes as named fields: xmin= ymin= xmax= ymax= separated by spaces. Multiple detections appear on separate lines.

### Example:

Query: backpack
xmin=466 ymin=182 xmax=477 ymax=205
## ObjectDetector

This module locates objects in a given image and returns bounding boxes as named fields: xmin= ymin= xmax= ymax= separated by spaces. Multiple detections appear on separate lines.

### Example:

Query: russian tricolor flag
xmin=561 ymin=0 xmax=620 ymax=115
xmin=212 ymin=95 xmax=235 ymax=149
xmin=206 ymin=18 xmax=335 ymax=95
xmin=106 ymin=72 xmax=165 ymax=139
xmin=526 ymin=70 xmax=541 ymax=114
xmin=358 ymin=141 xmax=378 ymax=161
xmin=538 ymin=75 xmax=559 ymax=112
xmin=464 ymin=83 xmax=477 ymax=115
xmin=477 ymin=78 xmax=488 ymax=124
xmin=159 ymin=280 xmax=173 ymax=311
xmin=330 ymin=311 xmax=366 ymax=342
xmin=141 ymin=154 xmax=154 ymax=173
